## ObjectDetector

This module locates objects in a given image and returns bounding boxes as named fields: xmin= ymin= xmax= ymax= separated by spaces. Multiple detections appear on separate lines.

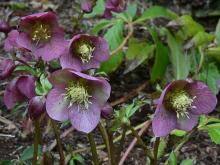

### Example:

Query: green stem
xmin=164 ymin=129 xmax=196 ymax=165
xmin=87 ymin=132 xmax=100 ymax=165
xmin=116 ymin=126 xmax=127 ymax=162
xmin=51 ymin=120 xmax=65 ymax=165
xmin=98 ymin=123 xmax=111 ymax=164
xmin=107 ymin=129 xmax=117 ymax=165
xmin=32 ymin=119 xmax=40 ymax=165
xmin=151 ymin=137 xmax=160 ymax=165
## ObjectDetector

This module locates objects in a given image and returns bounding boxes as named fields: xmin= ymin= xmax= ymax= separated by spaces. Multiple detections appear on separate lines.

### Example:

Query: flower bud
xmin=0 ymin=20 xmax=11 ymax=34
xmin=0 ymin=59 xmax=15 ymax=80
xmin=81 ymin=1 xmax=93 ymax=13
xmin=28 ymin=96 xmax=46 ymax=119
xmin=101 ymin=103 xmax=113 ymax=119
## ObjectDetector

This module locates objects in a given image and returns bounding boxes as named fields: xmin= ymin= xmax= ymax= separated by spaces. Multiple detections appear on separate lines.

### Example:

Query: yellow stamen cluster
xmin=166 ymin=90 xmax=195 ymax=118
xmin=31 ymin=22 xmax=52 ymax=43
xmin=77 ymin=43 xmax=95 ymax=63
xmin=65 ymin=82 xmax=91 ymax=109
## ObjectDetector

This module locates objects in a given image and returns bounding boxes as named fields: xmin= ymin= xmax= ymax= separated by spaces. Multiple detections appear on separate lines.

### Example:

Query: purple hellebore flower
xmin=28 ymin=96 xmax=46 ymax=119
xmin=81 ymin=1 xmax=93 ymax=13
xmin=101 ymin=103 xmax=113 ymax=119
xmin=152 ymin=80 xmax=217 ymax=137
xmin=60 ymin=34 xmax=109 ymax=72
xmin=0 ymin=59 xmax=16 ymax=80
xmin=4 ymin=30 xmax=22 ymax=52
xmin=104 ymin=0 xmax=127 ymax=18
xmin=46 ymin=69 xmax=111 ymax=133
xmin=4 ymin=75 xmax=36 ymax=109
xmin=15 ymin=12 xmax=67 ymax=61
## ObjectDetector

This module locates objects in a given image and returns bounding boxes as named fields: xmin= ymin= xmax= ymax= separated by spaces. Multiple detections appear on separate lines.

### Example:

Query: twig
xmin=118 ymin=120 xmax=151 ymax=165
xmin=0 ymin=133 xmax=15 ymax=138
xmin=110 ymin=22 xmax=134 ymax=56
xmin=51 ymin=120 xmax=65 ymax=165
xmin=48 ymin=127 xmax=74 ymax=151
xmin=110 ymin=81 xmax=149 ymax=106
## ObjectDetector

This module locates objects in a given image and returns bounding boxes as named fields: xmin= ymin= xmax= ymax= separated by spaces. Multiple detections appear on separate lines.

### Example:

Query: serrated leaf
xmin=157 ymin=139 xmax=167 ymax=159
xmin=208 ymin=128 xmax=220 ymax=144
xmin=149 ymin=28 xmax=169 ymax=81
xmin=124 ymin=38 xmax=155 ymax=73
xmin=168 ymin=151 xmax=177 ymax=165
xmin=163 ymin=28 xmax=190 ymax=80
xmin=135 ymin=6 xmax=178 ymax=23
xmin=35 ymin=74 xmax=52 ymax=96
xmin=180 ymin=159 xmax=194 ymax=165
xmin=99 ymin=20 xmax=124 ymax=73
xmin=15 ymin=65 xmax=37 ymax=76
xmin=20 ymin=145 xmax=42 ymax=161
xmin=198 ymin=63 xmax=220 ymax=95
xmin=84 ymin=0 xmax=105 ymax=18
xmin=92 ymin=20 xmax=113 ymax=35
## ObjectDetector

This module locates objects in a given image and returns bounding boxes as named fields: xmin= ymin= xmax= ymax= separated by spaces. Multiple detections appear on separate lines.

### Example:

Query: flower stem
xmin=116 ymin=126 xmax=127 ymax=162
xmin=87 ymin=132 xmax=100 ymax=165
xmin=51 ymin=120 xmax=65 ymax=165
xmin=107 ymin=129 xmax=117 ymax=165
xmin=151 ymin=137 xmax=160 ymax=165
xmin=98 ymin=123 xmax=111 ymax=164
xmin=32 ymin=119 xmax=40 ymax=165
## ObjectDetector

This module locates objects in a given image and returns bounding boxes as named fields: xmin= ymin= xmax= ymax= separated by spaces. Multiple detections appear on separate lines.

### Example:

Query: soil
xmin=0 ymin=0 xmax=220 ymax=165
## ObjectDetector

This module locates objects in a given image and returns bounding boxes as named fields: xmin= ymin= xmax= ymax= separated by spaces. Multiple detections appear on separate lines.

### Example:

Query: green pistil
xmin=65 ymin=82 xmax=91 ymax=109
xmin=167 ymin=90 xmax=195 ymax=118
xmin=77 ymin=43 xmax=95 ymax=63
xmin=31 ymin=22 xmax=52 ymax=43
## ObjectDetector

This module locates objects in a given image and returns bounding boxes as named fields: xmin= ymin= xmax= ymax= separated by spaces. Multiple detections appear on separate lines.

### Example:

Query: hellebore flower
xmin=28 ymin=96 xmax=46 ymax=119
xmin=0 ymin=59 xmax=15 ymax=80
xmin=4 ymin=30 xmax=21 ymax=52
xmin=60 ymin=34 xmax=109 ymax=72
xmin=104 ymin=0 xmax=127 ymax=18
xmin=16 ymin=12 xmax=67 ymax=61
xmin=46 ymin=69 xmax=111 ymax=133
xmin=81 ymin=1 xmax=93 ymax=13
xmin=4 ymin=75 xmax=36 ymax=109
xmin=152 ymin=80 xmax=217 ymax=137
xmin=101 ymin=103 xmax=113 ymax=119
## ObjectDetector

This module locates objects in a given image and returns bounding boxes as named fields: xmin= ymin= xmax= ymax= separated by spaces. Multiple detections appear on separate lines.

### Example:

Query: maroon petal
xmin=46 ymin=87 xmax=69 ymax=121
xmin=81 ymin=1 xmax=93 ymax=13
xmin=152 ymin=105 xmax=177 ymax=137
xmin=16 ymin=32 xmax=32 ymax=51
xmin=3 ymin=78 xmax=25 ymax=109
xmin=17 ymin=75 xmax=36 ymax=99
xmin=186 ymin=81 xmax=217 ymax=115
xmin=176 ymin=112 xmax=198 ymax=131
xmin=4 ymin=30 xmax=20 ymax=52
xmin=68 ymin=99 xmax=101 ymax=133
xmin=60 ymin=49 xmax=83 ymax=71
xmin=0 ymin=59 xmax=15 ymax=80
xmin=101 ymin=103 xmax=113 ymax=118
xmin=35 ymin=30 xmax=67 ymax=61
xmin=28 ymin=96 xmax=45 ymax=119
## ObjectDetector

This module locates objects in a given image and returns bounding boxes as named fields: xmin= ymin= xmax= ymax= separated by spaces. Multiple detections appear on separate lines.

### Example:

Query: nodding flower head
xmin=11 ymin=12 xmax=68 ymax=61
xmin=104 ymin=0 xmax=127 ymax=18
xmin=60 ymin=34 xmax=109 ymax=72
xmin=46 ymin=69 xmax=111 ymax=133
xmin=152 ymin=80 xmax=217 ymax=137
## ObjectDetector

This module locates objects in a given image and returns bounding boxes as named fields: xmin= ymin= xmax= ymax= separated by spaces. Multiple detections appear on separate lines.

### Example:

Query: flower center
xmin=77 ymin=43 xmax=95 ymax=63
xmin=65 ymin=82 xmax=91 ymax=109
xmin=31 ymin=22 xmax=52 ymax=43
xmin=166 ymin=90 xmax=195 ymax=118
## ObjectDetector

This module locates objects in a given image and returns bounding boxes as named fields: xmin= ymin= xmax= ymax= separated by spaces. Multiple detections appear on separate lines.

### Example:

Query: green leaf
xmin=171 ymin=129 xmax=187 ymax=137
xmin=168 ymin=151 xmax=177 ymax=165
xmin=157 ymin=139 xmax=167 ymax=159
xmin=10 ymin=2 xmax=28 ymax=10
xmin=208 ymin=128 xmax=220 ymax=144
xmin=149 ymin=28 xmax=169 ymax=81
xmin=35 ymin=74 xmax=52 ymax=96
xmin=15 ymin=65 xmax=38 ymax=76
xmin=99 ymin=20 xmax=124 ymax=73
xmin=84 ymin=0 xmax=105 ymax=18
xmin=70 ymin=154 xmax=85 ymax=165
xmin=135 ymin=6 xmax=178 ymax=23
xmin=0 ymin=161 xmax=13 ymax=165
xmin=198 ymin=63 xmax=220 ymax=95
xmin=92 ymin=20 xmax=113 ymax=35
xmin=20 ymin=145 xmax=42 ymax=161
xmin=216 ymin=19 xmax=220 ymax=46
xmin=207 ymin=47 xmax=220 ymax=62
xmin=180 ymin=159 xmax=194 ymax=165
xmin=124 ymin=38 xmax=155 ymax=73
xmin=163 ymin=28 xmax=190 ymax=80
